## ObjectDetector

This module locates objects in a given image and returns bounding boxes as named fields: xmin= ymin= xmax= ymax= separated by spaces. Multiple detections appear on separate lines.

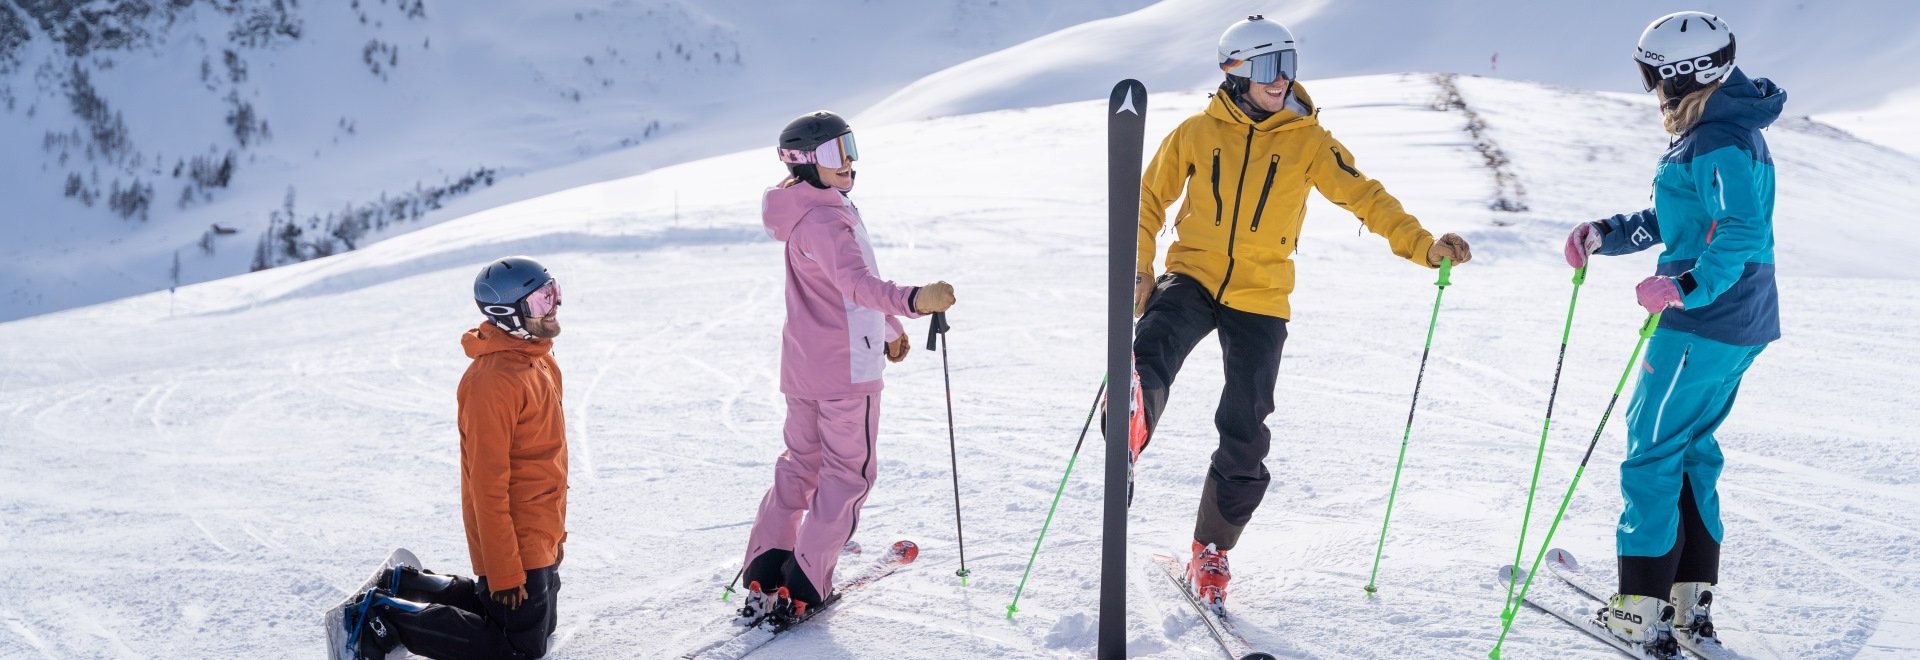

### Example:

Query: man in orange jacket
xmin=341 ymin=256 xmax=568 ymax=660
xmin=1134 ymin=16 xmax=1473 ymax=612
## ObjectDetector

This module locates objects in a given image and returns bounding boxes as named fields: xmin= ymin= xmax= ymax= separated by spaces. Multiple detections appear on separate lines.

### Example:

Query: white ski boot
xmin=732 ymin=581 xmax=773 ymax=627
xmin=1598 ymin=593 xmax=1680 ymax=659
xmin=1670 ymin=581 xmax=1716 ymax=638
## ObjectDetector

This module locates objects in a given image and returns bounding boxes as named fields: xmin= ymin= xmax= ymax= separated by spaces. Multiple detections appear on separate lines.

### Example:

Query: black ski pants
xmin=1133 ymin=272 xmax=1288 ymax=551
xmin=379 ymin=565 xmax=561 ymax=660
xmin=1618 ymin=477 xmax=1720 ymax=599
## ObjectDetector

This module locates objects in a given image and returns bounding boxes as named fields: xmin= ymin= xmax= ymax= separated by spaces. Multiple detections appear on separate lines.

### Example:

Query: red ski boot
xmin=1185 ymin=541 xmax=1231 ymax=613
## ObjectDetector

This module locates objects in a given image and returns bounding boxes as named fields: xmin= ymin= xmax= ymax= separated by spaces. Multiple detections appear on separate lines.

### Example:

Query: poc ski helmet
xmin=1634 ymin=11 xmax=1735 ymax=101
xmin=777 ymin=110 xmax=856 ymax=189
xmin=474 ymin=256 xmax=557 ymax=334
xmin=1218 ymin=15 xmax=1298 ymax=96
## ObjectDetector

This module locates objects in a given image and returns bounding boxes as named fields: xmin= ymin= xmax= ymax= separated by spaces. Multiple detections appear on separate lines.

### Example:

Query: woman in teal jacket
xmin=1564 ymin=11 xmax=1785 ymax=656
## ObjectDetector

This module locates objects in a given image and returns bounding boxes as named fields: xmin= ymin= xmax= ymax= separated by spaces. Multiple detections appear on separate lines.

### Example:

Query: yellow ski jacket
xmin=1139 ymin=84 xmax=1438 ymax=319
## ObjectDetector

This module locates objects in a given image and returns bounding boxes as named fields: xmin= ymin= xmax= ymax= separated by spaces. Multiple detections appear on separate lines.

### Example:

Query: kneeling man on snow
xmin=339 ymin=256 xmax=568 ymax=660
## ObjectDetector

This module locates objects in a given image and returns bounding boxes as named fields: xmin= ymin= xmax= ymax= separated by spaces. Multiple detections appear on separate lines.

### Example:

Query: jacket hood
xmin=1206 ymin=81 xmax=1319 ymax=132
xmin=462 ymin=322 xmax=552 ymax=360
xmin=763 ymin=178 xmax=851 ymax=242
xmin=1699 ymin=68 xmax=1786 ymax=131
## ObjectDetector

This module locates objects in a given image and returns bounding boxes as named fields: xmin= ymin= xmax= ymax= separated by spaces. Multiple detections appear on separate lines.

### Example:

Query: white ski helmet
xmin=1634 ymin=11 xmax=1735 ymax=98
xmin=1218 ymin=15 xmax=1297 ymax=85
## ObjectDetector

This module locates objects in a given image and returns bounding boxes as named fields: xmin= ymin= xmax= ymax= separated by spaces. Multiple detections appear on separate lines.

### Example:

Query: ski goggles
xmin=1221 ymin=49 xmax=1297 ymax=85
xmin=521 ymin=279 xmax=561 ymax=318
xmin=777 ymin=132 xmax=859 ymax=169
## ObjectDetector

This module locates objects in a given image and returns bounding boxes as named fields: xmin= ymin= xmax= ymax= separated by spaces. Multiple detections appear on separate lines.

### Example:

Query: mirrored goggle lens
xmin=815 ymin=133 xmax=857 ymax=169
xmin=1225 ymin=50 xmax=1300 ymax=85
xmin=1248 ymin=50 xmax=1296 ymax=85
xmin=523 ymin=279 xmax=561 ymax=318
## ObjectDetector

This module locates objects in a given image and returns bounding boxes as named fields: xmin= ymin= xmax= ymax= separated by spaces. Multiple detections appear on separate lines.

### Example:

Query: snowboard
xmin=324 ymin=548 xmax=420 ymax=660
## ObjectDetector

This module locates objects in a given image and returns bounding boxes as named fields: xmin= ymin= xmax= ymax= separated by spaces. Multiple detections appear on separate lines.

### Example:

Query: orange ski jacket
xmin=457 ymin=322 xmax=567 ymax=591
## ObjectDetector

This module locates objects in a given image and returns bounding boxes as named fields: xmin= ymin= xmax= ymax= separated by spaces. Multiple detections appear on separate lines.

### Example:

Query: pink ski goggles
xmin=777 ymin=132 xmax=859 ymax=169
xmin=523 ymin=279 xmax=561 ymax=318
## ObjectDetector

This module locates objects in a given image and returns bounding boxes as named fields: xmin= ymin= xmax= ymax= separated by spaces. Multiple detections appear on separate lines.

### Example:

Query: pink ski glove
xmin=1635 ymin=276 xmax=1685 ymax=314
xmin=1564 ymin=222 xmax=1603 ymax=268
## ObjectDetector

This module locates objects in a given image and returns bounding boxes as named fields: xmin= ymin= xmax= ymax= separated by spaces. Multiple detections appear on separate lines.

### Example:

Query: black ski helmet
xmin=474 ymin=255 xmax=553 ymax=333
xmin=778 ymin=110 xmax=852 ymax=188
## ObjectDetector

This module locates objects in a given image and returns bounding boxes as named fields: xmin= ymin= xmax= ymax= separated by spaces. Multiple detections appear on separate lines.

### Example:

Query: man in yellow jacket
xmin=1136 ymin=16 xmax=1472 ymax=611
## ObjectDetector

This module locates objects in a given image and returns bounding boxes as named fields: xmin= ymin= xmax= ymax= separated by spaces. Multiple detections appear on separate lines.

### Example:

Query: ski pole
xmin=928 ymin=312 xmax=971 ymax=586
xmin=1499 ymin=265 xmax=1585 ymax=622
xmin=1364 ymin=256 xmax=1452 ymax=596
xmin=720 ymin=567 xmax=745 ymax=601
xmin=1489 ymin=312 xmax=1660 ymax=659
xmin=1006 ymin=378 xmax=1108 ymax=618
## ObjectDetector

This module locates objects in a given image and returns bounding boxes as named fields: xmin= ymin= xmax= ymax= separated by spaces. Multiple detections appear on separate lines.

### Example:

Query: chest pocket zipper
xmin=1249 ymin=154 xmax=1279 ymax=232
xmin=1211 ymin=148 xmax=1224 ymax=226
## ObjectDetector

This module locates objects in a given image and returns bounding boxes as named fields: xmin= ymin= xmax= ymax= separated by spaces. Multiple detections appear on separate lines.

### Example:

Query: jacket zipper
xmin=1249 ymin=154 xmax=1279 ymax=232
xmin=1215 ymin=125 xmax=1256 ymax=304
xmin=1210 ymin=149 xmax=1223 ymax=226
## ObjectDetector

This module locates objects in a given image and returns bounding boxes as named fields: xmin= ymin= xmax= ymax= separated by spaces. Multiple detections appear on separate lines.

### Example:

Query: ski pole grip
xmin=1435 ymin=256 xmax=1453 ymax=288
xmin=1639 ymin=312 xmax=1661 ymax=338
xmin=1572 ymin=264 xmax=1587 ymax=286
xmin=927 ymin=312 xmax=950 ymax=350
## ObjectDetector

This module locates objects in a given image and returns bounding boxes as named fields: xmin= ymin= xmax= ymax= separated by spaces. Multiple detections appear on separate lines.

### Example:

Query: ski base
xmin=676 ymin=540 xmax=918 ymax=660
xmin=1148 ymin=553 xmax=1276 ymax=660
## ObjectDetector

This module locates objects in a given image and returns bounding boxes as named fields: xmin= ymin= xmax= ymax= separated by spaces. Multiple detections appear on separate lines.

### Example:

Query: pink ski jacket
xmin=762 ymin=178 xmax=921 ymax=400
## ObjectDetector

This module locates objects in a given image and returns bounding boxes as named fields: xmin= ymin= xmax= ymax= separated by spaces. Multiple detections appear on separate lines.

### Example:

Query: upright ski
xmin=675 ymin=540 xmax=918 ymax=660
xmin=1101 ymin=77 xmax=1148 ymax=660
xmin=1147 ymin=553 xmax=1277 ymax=660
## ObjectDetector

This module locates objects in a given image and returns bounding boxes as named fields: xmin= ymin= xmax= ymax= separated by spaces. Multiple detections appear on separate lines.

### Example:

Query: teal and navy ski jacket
xmin=1595 ymin=68 xmax=1784 ymax=346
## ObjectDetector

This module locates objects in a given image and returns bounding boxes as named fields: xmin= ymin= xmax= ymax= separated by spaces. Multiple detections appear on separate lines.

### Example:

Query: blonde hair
xmin=1660 ymin=82 xmax=1722 ymax=135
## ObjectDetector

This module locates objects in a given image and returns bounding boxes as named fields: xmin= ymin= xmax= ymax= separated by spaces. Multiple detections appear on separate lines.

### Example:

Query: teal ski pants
xmin=1617 ymin=328 xmax=1766 ymax=563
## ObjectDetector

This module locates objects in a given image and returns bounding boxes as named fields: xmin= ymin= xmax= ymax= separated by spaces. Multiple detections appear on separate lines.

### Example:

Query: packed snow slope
xmin=3 ymin=74 xmax=1918 ymax=659
xmin=861 ymin=0 xmax=1920 ymax=152
xmin=0 ymin=0 xmax=1152 ymax=323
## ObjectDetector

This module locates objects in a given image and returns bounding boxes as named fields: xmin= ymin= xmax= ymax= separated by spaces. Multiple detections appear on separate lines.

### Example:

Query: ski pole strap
xmin=1435 ymin=256 xmax=1453 ymax=288
xmin=927 ymin=311 xmax=950 ymax=350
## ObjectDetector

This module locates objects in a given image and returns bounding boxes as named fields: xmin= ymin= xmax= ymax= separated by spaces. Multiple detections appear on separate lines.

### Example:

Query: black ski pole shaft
xmin=929 ymin=312 xmax=970 ymax=585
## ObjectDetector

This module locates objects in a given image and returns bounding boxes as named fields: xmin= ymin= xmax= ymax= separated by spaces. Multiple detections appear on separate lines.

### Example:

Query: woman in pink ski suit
xmin=740 ymin=110 xmax=956 ymax=615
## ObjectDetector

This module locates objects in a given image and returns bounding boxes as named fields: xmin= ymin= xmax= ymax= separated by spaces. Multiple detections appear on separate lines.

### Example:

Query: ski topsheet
xmin=1542 ymin=548 xmax=1775 ymax=660
xmin=675 ymin=540 xmax=918 ymax=660
xmin=1147 ymin=552 xmax=1277 ymax=660
xmin=1102 ymin=77 xmax=1148 ymax=656
xmin=324 ymin=548 xmax=420 ymax=660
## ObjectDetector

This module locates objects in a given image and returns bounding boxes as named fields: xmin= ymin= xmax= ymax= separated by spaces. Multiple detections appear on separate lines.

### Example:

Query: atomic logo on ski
xmin=1116 ymin=87 xmax=1141 ymax=116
